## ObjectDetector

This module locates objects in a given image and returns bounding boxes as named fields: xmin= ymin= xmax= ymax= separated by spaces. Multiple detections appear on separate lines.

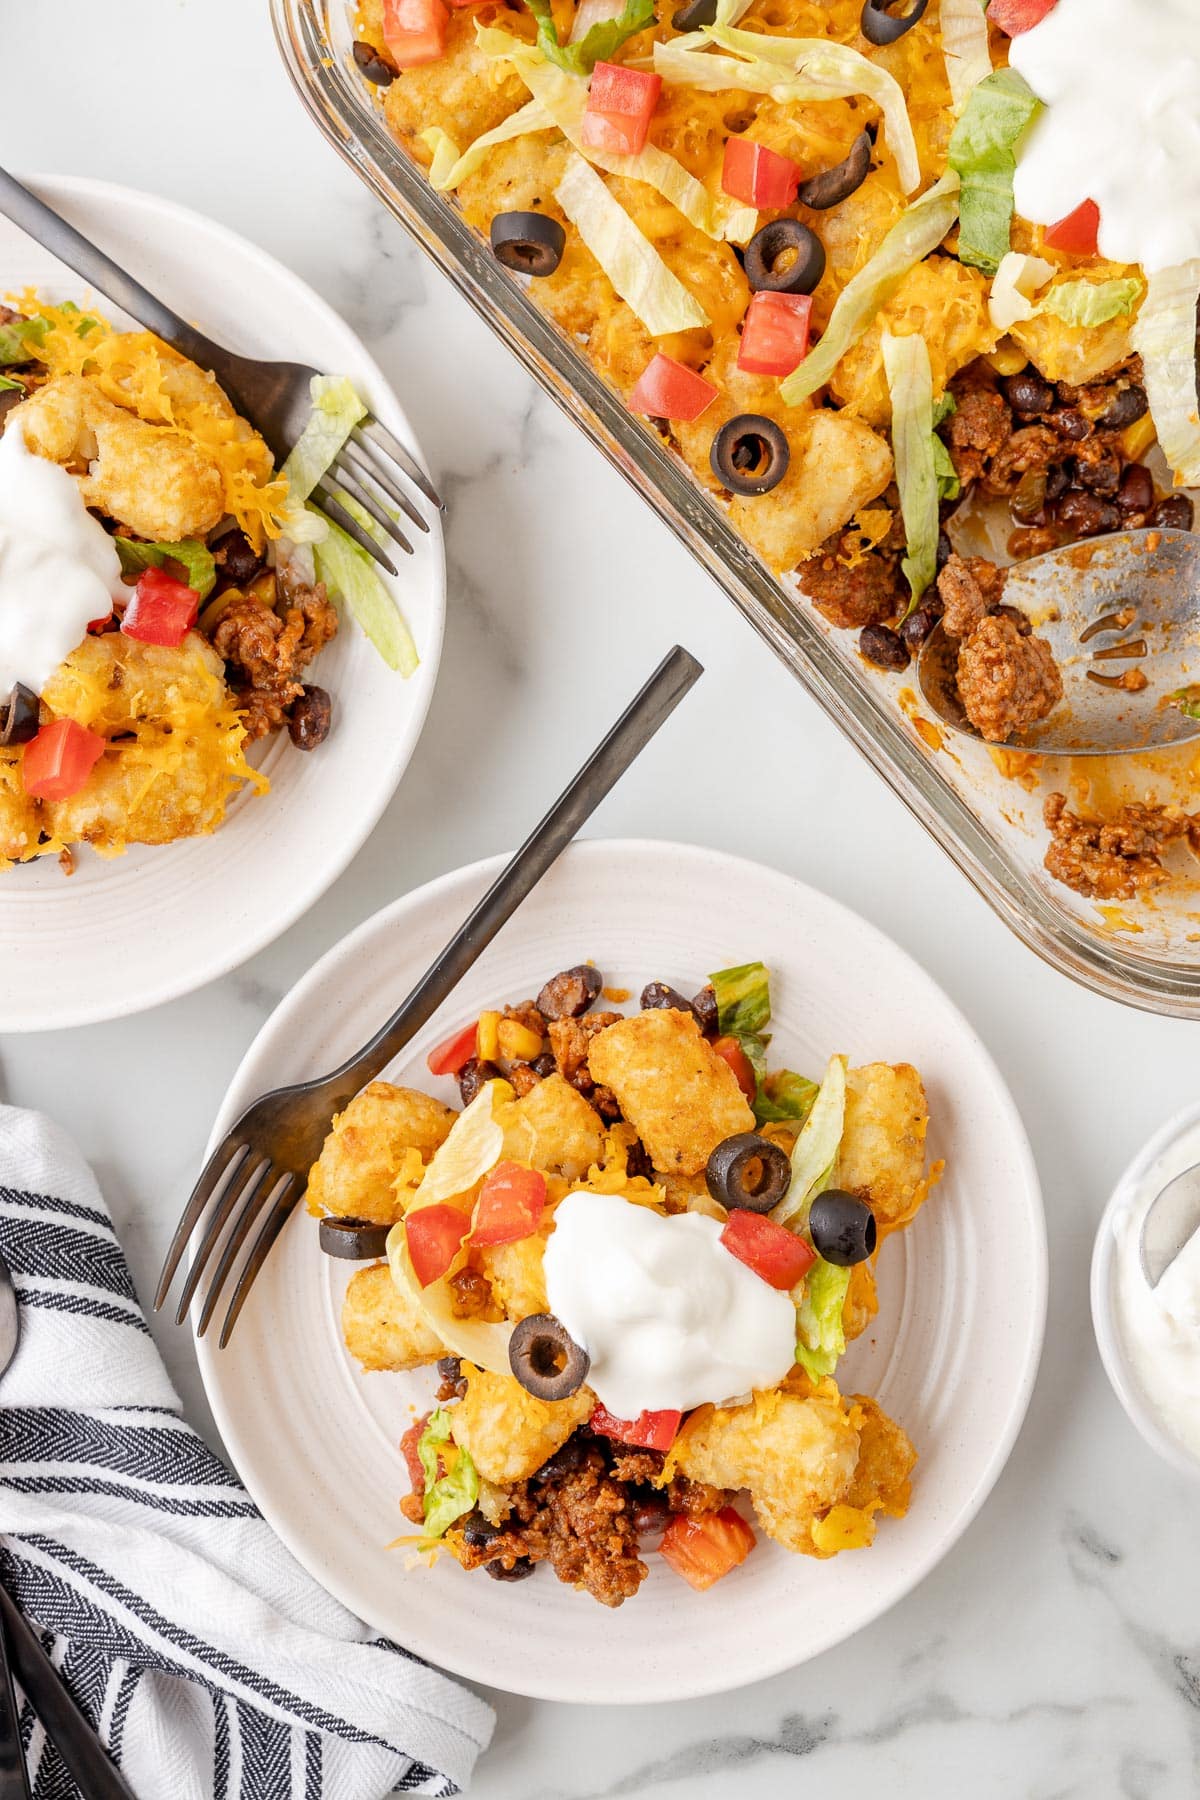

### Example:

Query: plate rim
xmin=0 ymin=171 xmax=446 ymax=1032
xmin=194 ymin=838 xmax=1048 ymax=1703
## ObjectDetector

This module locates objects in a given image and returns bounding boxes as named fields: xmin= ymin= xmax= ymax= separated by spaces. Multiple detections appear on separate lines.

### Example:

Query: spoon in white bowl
xmin=918 ymin=528 xmax=1200 ymax=756
xmin=1139 ymin=1164 xmax=1200 ymax=1288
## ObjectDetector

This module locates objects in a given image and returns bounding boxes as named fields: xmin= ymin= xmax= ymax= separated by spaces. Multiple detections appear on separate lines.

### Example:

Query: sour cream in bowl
xmin=1092 ymin=1100 xmax=1200 ymax=1478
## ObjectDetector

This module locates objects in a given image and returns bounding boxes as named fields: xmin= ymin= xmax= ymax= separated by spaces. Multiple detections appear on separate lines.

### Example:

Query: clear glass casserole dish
xmin=272 ymin=0 xmax=1200 ymax=1017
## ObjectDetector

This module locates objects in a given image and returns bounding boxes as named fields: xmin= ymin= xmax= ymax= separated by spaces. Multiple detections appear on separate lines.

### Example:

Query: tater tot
xmin=308 ymin=1082 xmax=458 ymax=1224
xmin=342 ymin=1263 xmax=443 ymax=1373
xmin=450 ymin=1365 xmax=594 ymax=1485
xmin=587 ymin=1008 xmax=754 ymax=1175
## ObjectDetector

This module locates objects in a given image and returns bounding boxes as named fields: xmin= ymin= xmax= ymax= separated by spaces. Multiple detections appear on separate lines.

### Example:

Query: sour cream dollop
xmin=1010 ymin=0 xmax=1200 ymax=276
xmin=542 ymin=1191 xmax=796 ymax=1419
xmin=1113 ymin=1120 xmax=1200 ymax=1465
xmin=0 ymin=419 xmax=125 ymax=697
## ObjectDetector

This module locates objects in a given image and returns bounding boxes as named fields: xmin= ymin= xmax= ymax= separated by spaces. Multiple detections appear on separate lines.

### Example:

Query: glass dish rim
xmin=272 ymin=0 xmax=1200 ymax=1020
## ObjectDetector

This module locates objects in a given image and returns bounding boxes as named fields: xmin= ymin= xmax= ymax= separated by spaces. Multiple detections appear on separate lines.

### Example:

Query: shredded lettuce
xmin=794 ymin=1257 xmax=851 ymax=1381
xmin=477 ymin=29 xmax=753 ymax=242
xmin=554 ymin=152 xmax=709 ymax=334
xmin=988 ymin=250 xmax=1055 ymax=331
xmin=1037 ymin=277 xmax=1143 ymax=329
xmin=931 ymin=395 xmax=960 ymax=502
xmin=1171 ymin=687 xmax=1200 ymax=721
xmin=420 ymin=101 xmax=554 ymax=191
xmin=0 ymin=373 xmax=22 ymax=392
xmin=771 ymin=1054 xmax=847 ymax=1231
xmin=710 ymin=961 xmax=771 ymax=1039
xmin=114 ymin=537 xmax=217 ymax=600
xmin=522 ymin=0 xmax=654 ymax=75
xmin=281 ymin=375 xmax=368 ymax=507
xmin=779 ymin=172 xmax=960 ymax=406
xmin=419 ymin=1408 xmax=480 ymax=1540
xmin=653 ymin=28 xmax=919 ymax=195
xmin=940 ymin=0 xmax=993 ymax=114
xmin=883 ymin=331 xmax=939 ymax=607
xmin=947 ymin=69 xmax=1041 ymax=275
xmin=0 ymin=316 xmax=47 ymax=365
xmin=755 ymin=1070 xmax=819 ymax=1127
xmin=1131 ymin=260 xmax=1200 ymax=490
xmin=311 ymin=512 xmax=419 ymax=676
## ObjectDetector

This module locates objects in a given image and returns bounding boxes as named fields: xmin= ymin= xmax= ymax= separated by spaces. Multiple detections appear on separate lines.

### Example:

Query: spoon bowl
xmin=918 ymin=529 xmax=1200 ymax=756
xmin=1139 ymin=1162 xmax=1200 ymax=1289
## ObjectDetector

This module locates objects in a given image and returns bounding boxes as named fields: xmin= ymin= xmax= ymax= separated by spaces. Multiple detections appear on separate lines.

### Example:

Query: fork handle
xmin=332 ymin=645 xmax=703 ymax=1092
xmin=0 ymin=168 xmax=222 ymax=374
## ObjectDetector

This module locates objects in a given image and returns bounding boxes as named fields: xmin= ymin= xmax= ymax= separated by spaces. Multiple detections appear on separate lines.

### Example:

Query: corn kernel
xmin=497 ymin=1019 xmax=543 ymax=1062
xmin=476 ymin=1010 xmax=501 ymax=1062
xmin=1121 ymin=414 xmax=1158 ymax=464
xmin=985 ymin=337 xmax=1029 ymax=376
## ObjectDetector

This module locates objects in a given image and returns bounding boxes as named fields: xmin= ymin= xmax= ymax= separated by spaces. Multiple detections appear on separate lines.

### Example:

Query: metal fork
xmin=0 ymin=168 xmax=440 ymax=573
xmin=155 ymin=645 xmax=704 ymax=1346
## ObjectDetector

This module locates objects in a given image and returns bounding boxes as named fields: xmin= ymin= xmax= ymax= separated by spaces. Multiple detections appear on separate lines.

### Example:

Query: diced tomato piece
xmin=426 ymin=1021 xmax=480 ymax=1077
xmin=628 ymin=353 xmax=718 ymax=423
xmin=405 ymin=1204 xmax=469 ymax=1286
xmin=985 ymin=0 xmax=1058 ymax=35
xmin=580 ymin=62 xmax=662 ymax=157
xmin=712 ymin=1035 xmax=757 ymax=1105
xmin=660 ymin=1506 xmax=756 ymax=1591
xmin=400 ymin=1413 xmax=430 ymax=1491
xmin=382 ymin=0 xmax=448 ymax=66
xmin=120 ymin=566 xmax=199 ymax=648
xmin=737 ymin=291 xmax=813 ymax=377
xmin=589 ymin=1403 xmax=682 ymax=1454
xmin=1043 ymin=198 xmax=1100 ymax=257
xmin=721 ymin=137 xmax=801 ymax=210
xmin=720 ymin=1209 xmax=815 ymax=1290
xmin=471 ymin=1162 xmax=546 ymax=1246
xmin=21 ymin=719 xmax=106 ymax=802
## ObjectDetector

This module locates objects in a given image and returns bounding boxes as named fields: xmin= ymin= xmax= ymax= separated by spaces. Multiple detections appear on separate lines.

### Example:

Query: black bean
xmin=1057 ymin=491 xmax=1120 ymax=537
xmin=534 ymin=1433 xmax=589 ymax=1483
xmin=1116 ymin=464 xmax=1155 ymax=514
xmin=0 ymin=683 xmax=40 ymax=747
xmin=900 ymin=606 xmax=940 ymax=653
xmin=353 ymin=38 xmax=398 ymax=84
xmin=211 ymin=526 xmax=264 ymax=586
xmin=1002 ymin=372 xmax=1054 ymax=415
xmin=486 ymin=1556 xmax=536 ymax=1581
xmin=436 ymin=1355 xmax=462 ymax=1383
xmin=1097 ymin=385 xmax=1148 ymax=431
xmin=859 ymin=624 xmax=909 ymax=671
xmin=935 ymin=529 xmax=953 ymax=572
xmin=1053 ymin=408 xmax=1091 ymax=442
xmin=626 ymin=1137 xmax=654 ymax=1181
xmin=1045 ymin=465 xmax=1070 ymax=503
xmin=989 ymin=604 xmax=1033 ymax=637
xmin=1152 ymin=495 xmax=1195 ymax=532
xmin=640 ymin=980 xmax=695 ymax=1015
xmin=1075 ymin=450 xmax=1121 ymax=496
xmin=458 ymin=1056 xmax=502 ymax=1105
xmin=287 ymin=684 xmax=333 ymax=751
xmin=1011 ymin=469 xmax=1048 ymax=523
xmin=537 ymin=964 xmax=602 ymax=1019
xmin=532 ymin=1053 xmax=557 ymax=1078
xmin=460 ymin=1511 xmax=500 ymax=1548
xmin=690 ymin=984 xmax=718 ymax=1034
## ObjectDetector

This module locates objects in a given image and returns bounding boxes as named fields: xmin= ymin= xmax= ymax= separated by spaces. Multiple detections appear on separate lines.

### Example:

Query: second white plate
xmin=0 ymin=176 xmax=445 ymax=1031
xmin=195 ymin=840 xmax=1046 ymax=1704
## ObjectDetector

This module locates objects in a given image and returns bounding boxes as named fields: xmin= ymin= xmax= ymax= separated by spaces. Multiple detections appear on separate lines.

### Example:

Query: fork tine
xmin=195 ymin=1161 xmax=283 ymax=1338
xmin=336 ymin=439 xmax=429 ymax=536
xmin=326 ymin=465 xmax=414 ymax=556
xmin=353 ymin=420 xmax=443 ymax=512
xmin=173 ymin=1153 xmax=270 ymax=1327
xmin=154 ymin=1138 xmax=250 ymax=1311
xmin=311 ymin=492 xmax=399 ymax=576
xmin=218 ymin=1176 xmax=303 ymax=1349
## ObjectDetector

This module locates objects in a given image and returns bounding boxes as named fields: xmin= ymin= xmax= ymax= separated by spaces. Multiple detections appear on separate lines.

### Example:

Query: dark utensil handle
xmin=0 ymin=1616 xmax=30 ymax=1800
xmin=336 ymin=643 xmax=703 ymax=1088
xmin=0 ymin=167 xmax=218 ymax=372
xmin=0 ymin=1589 xmax=137 ymax=1800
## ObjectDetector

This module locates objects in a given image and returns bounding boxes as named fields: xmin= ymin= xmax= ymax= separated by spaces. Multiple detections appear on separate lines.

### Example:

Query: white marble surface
xmin=5 ymin=2 xmax=1200 ymax=1794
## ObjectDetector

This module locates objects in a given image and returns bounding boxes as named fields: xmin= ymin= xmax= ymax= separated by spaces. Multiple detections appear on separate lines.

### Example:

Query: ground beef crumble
xmin=1043 ymin=793 xmax=1199 ymax=900
xmin=955 ymin=615 xmax=1063 ymax=743
xmin=213 ymin=574 xmax=338 ymax=739
xmin=937 ymin=553 xmax=1007 ymax=640
xmin=443 ymin=1431 xmax=732 ymax=1607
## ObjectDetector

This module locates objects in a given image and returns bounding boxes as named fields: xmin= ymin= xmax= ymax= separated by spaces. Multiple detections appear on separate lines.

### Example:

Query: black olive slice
xmin=318 ymin=1215 xmax=392 ymax=1260
xmin=796 ymin=130 xmax=873 ymax=211
xmin=860 ymin=0 xmax=929 ymax=45
xmin=509 ymin=1312 xmax=591 ymax=1400
xmin=807 ymin=1190 xmax=878 ymax=1266
xmin=490 ymin=211 xmax=567 ymax=278
xmin=705 ymin=1132 xmax=792 ymax=1214
xmin=671 ymin=0 xmax=718 ymax=26
xmin=0 ymin=684 xmax=40 ymax=747
xmin=743 ymin=219 xmax=826 ymax=296
xmin=352 ymin=38 xmax=398 ymax=85
xmin=710 ymin=415 xmax=790 ymax=497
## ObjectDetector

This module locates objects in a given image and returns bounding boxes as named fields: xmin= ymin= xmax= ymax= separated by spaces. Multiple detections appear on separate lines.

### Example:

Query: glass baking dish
xmin=272 ymin=0 xmax=1200 ymax=1017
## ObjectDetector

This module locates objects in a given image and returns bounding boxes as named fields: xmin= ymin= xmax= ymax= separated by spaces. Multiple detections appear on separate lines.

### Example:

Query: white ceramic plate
xmin=195 ymin=840 xmax=1045 ymax=1704
xmin=0 ymin=176 xmax=444 ymax=1031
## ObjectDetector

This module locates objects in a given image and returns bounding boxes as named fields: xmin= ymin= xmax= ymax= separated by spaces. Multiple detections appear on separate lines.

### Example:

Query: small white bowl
xmin=1091 ymin=1098 xmax=1200 ymax=1481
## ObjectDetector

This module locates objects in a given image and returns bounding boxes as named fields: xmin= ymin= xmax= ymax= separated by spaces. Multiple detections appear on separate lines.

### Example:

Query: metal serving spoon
xmin=1140 ymin=1164 xmax=1200 ymax=1289
xmin=918 ymin=529 xmax=1200 ymax=756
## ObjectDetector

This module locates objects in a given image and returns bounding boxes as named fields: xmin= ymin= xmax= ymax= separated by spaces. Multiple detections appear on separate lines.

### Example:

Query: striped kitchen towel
xmin=0 ymin=1106 xmax=494 ymax=1799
